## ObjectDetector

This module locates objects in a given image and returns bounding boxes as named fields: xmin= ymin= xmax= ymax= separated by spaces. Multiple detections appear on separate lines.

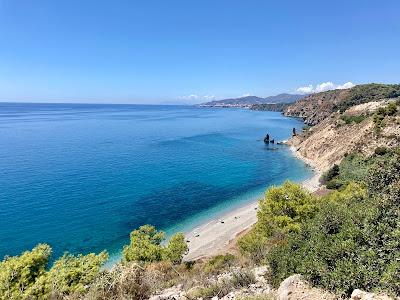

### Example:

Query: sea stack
xmin=263 ymin=133 xmax=270 ymax=144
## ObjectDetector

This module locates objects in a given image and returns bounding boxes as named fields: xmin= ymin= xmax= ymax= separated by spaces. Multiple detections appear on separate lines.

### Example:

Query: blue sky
xmin=0 ymin=0 xmax=399 ymax=104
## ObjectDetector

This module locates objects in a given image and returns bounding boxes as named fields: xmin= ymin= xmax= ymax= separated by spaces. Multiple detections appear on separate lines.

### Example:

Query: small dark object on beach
xmin=220 ymin=220 xmax=225 ymax=224
xmin=195 ymin=234 xmax=200 ymax=237
xmin=292 ymin=127 xmax=297 ymax=136
xmin=186 ymin=240 xmax=190 ymax=243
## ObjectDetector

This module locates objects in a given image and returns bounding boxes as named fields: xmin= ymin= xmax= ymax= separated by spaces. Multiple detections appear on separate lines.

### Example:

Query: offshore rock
xmin=351 ymin=289 xmax=393 ymax=300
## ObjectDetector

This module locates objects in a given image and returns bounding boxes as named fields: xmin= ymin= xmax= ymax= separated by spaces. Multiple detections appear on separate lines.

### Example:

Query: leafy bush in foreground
xmin=0 ymin=224 xmax=187 ymax=299
xmin=0 ymin=244 xmax=107 ymax=299
xmin=256 ymin=181 xmax=318 ymax=236
xmin=123 ymin=225 xmax=165 ymax=263
xmin=163 ymin=233 xmax=188 ymax=264
xmin=86 ymin=262 xmax=153 ymax=300
xmin=48 ymin=251 xmax=108 ymax=295
xmin=237 ymin=228 xmax=268 ymax=263
xmin=266 ymin=151 xmax=400 ymax=297
xmin=267 ymin=189 xmax=374 ymax=295
xmin=0 ymin=244 xmax=51 ymax=299
xmin=123 ymin=225 xmax=188 ymax=264
xmin=239 ymin=182 xmax=318 ymax=263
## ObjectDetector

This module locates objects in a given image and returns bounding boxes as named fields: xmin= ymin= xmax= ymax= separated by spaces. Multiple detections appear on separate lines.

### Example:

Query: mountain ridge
xmin=199 ymin=93 xmax=304 ymax=107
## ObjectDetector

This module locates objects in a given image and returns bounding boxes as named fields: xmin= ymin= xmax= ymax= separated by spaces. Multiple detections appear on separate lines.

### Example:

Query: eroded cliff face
xmin=288 ymin=100 xmax=400 ymax=172
xmin=284 ymin=89 xmax=350 ymax=126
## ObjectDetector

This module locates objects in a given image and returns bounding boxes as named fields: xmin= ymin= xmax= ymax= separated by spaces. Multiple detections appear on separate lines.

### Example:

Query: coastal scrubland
xmin=1 ymin=84 xmax=400 ymax=300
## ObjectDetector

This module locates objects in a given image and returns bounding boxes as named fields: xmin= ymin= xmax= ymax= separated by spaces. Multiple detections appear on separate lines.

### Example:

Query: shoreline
xmin=184 ymin=146 xmax=322 ymax=261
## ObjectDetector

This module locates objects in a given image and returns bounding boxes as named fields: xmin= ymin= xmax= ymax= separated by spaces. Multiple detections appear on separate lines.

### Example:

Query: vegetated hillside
xmin=250 ymin=102 xmax=292 ymax=112
xmin=200 ymin=93 xmax=304 ymax=107
xmin=284 ymin=83 xmax=400 ymax=125
xmin=289 ymin=98 xmax=400 ymax=171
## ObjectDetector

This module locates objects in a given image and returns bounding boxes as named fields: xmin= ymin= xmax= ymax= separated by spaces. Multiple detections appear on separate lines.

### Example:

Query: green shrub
xmin=0 ymin=244 xmax=108 ymax=299
xmin=204 ymin=254 xmax=236 ymax=274
xmin=321 ymin=164 xmax=340 ymax=184
xmin=381 ymin=262 xmax=400 ymax=296
xmin=0 ymin=244 xmax=51 ymax=299
xmin=123 ymin=225 xmax=165 ymax=263
xmin=373 ymin=101 xmax=399 ymax=134
xmin=386 ymin=102 xmax=398 ymax=116
xmin=256 ymin=181 xmax=318 ymax=236
xmin=230 ymin=270 xmax=256 ymax=288
xmin=237 ymin=228 xmax=268 ymax=263
xmin=163 ymin=233 xmax=189 ymax=264
xmin=237 ymin=294 xmax=277 ymax=300
xmin=267 ymin=195 xmax=375 ymax=296
xmin=186 ymin=269 xmax=255 ymax=299
xmin=366 ymin=153 xmax=400 ymax=195
xmin=340 ymin=114 xmax=367 ymax=124
xmin=325 ymin=182 xmax=367 ymax=203
xmin=374 ymin=146 xmax=389 ymax=156
xmin=266 ymin=152 xmax=400 ymax=297
xmin=123 ymin=225 xmax=188 ymax=264
xmin=325 ymin=179 xmax=343 ymax=190
xmin=239 ymin=182 xmax=319 ymax=263
xmin=322 ymin=152 xmax=391 ymax=189
xmin=48 ymin=251 xmax=108 ymax=295
xmin=187 ymin=283 xmax=225 ymax=299
xmin=86 ymin=262 xmax=152 ymax=300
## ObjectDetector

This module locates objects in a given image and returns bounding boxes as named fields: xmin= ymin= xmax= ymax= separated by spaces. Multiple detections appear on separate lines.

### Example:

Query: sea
xmin=0 ymin=103 xmax=313 ymax=261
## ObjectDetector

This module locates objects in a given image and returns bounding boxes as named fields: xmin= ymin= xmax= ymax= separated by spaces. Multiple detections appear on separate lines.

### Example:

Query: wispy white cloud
xmin=178 ymin=94 xmax=216 ymax=102
xmin=203 ymin=95 xmax=216 ymax=100
xmin=178 ymin=94 xmax=199 ymax=100
xmin=296 ymin=85 xmax=314 ymax=94
xmin=296 ymin=81 xmax=355 ymax=94
xmin=337 ymin=82 xmax=355 ymax=89
xmin=241 ymin=93 xmax=251 ymax=97
xmin=314 ymin=82 xmax=336 ymax=93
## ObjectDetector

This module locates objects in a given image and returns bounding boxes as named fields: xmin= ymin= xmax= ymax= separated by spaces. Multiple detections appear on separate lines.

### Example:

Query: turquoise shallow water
xmin=0 ymin=103 xmax=312 ymax=260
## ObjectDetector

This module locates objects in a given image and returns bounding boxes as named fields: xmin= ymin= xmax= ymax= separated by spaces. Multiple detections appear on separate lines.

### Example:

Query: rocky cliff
xmin=283 ymin=83 xmax=400 ymax=125
xmin=288 ymin=97 xmax=400 ymax=172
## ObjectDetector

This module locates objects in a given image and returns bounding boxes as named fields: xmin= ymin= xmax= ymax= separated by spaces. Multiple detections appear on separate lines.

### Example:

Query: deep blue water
xmin=0 ymin=103 xmax=312 ymax=261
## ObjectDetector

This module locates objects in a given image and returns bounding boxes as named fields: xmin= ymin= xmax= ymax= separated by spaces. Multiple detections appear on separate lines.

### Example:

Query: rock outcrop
xmin=284 ymin=89 xmax=350 ymax=125
xmin=147 ymin=271 xmax=397 ymax=300
xmin=277 ymin=274 xmax=337 ymax=300
xmin=351 ymin=289 xmax=393 ymax=300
